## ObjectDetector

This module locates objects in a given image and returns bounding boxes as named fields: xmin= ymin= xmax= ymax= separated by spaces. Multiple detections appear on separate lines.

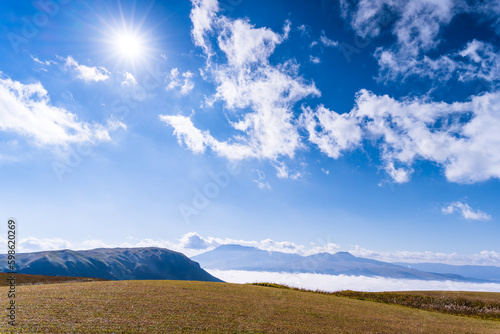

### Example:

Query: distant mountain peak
xmin=192 ymin=246 xmax=485 ymax=282
xmin=334 ymin=251 xmax=355 ymax=258
xmin=215 ymin=244 xmax=257 ymax=251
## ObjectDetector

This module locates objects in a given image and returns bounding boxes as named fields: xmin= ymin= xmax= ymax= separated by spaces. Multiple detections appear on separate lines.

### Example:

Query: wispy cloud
xmin=166 ymin=68 xmax=194 ymax=95
xmin=252 ymin=169 xmax=271 ymax=189
xmin=272 ymin=161 xmax=301 ymax=180
xmin=342 ymin=0 xmax=500 ymax=84
xmin=63 ymin=56 xmax=109 ymax=82
xmin=309 ymin=55 xmax=321 ymax=64
xmin=206 ymin=269 xmax=500 ymax=292
xmin=30 ymin=55 xmax=57 ymax=66
xmin=319 ymin=31 xmax=339 ymax=48
xmin=297 ymin=24 xmax=310 ymax=37
xmin=121 ymin=72 xmax=137 ymax=86
xmin=442 ymin=201 xmax=492 ymax=221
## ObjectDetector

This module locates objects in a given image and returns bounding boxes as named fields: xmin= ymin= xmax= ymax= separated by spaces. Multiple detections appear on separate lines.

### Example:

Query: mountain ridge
xmin=0 ymin=247 xmax=222 ymax=282
xmin=192 ymin=245 xmax=491 ymax=282
xmin=393 ymin=262 xmax=500 ymax=283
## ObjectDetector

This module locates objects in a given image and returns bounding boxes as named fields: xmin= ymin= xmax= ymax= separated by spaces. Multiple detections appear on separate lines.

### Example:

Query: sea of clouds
xmin=207 ymin=270 xmax=500 ymax=292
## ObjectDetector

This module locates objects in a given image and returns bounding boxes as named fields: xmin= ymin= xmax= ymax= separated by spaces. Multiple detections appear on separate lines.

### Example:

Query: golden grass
xmin=0 ymin=280 xmax=499 ymax=333
xmin=395 ymin=290 xmax=500 ymax=304
xmin=254 ymin=283 xmax=500 ymax=322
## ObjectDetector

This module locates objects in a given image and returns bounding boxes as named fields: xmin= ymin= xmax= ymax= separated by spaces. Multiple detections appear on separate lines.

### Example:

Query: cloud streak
xmin=166 ymin=68 xmax=195 ymax=95
xmin=442 ymin=201 xmax=492 ymax=221
xmin=63 ymin=56 xmax=109 ymax=82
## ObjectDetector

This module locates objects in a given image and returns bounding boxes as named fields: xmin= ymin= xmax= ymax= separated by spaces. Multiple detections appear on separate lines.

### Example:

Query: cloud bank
xmin=207 ymin=269 xmax=500 ymax=292
xmin=9 ymin=232 xmax=499 ymax=266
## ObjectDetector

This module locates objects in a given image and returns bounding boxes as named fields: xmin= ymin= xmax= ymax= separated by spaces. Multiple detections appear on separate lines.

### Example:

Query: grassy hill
xmin=1 ymin=280 xmax=499 ymax=333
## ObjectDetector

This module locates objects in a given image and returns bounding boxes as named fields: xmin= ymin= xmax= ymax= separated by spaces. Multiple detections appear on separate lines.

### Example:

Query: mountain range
xmin=393 ymin=262 xmax=500 ymax=283
xmin=2 ymin=245 xmax=498 ymax=284
xmin=0 ymin=247 xmax=221 ymax=282
xmin=192 ymin=245 xmax=495 ymax=282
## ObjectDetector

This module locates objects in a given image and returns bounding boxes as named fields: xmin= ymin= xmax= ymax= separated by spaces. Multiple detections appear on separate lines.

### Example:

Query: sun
xmin=94 ymin=3 xmax=158 ymax=70
xmin=102 ymin=25 xmax=154 ymax=70
xmin=115 ymin=31 xmax=144 ymax=59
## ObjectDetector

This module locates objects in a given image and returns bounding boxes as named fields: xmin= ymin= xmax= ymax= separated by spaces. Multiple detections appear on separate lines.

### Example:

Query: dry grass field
xmin=0 ymin=280 xmax=499 ymax=333
xmin=253 ymin=283 xmax=500 ymax=321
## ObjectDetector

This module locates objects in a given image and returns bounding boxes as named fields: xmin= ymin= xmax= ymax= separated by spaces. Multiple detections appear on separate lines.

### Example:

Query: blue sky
xmin=1 ymin=0 xmax=499 ymax=266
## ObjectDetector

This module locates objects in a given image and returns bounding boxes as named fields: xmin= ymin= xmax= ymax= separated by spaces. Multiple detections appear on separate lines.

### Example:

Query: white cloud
xmin=63 ymin=56 xmax=109 ymax=82
xmin=375 ymin=40 xmax=500 ymax=84
xmin=159 ymin=114 xmax=209 ymax=154
xmin=166 ymin=0 xmax=500 ymax=185
xmin=309 ymin=55 xmax=321 ymax=64
xmin=166 ymin=68 xmax=195 ymax=95
xmin=458 ymin=40 xmax=500 ymax=83
xmin=121 ymin=72 xmax=137 ymax=86
xmin=346 ymin=0 xmax=454 ymax=54
xmin=30 ymin=56 xmax=57 ymax=66
xmin=162 ymin=0 xmax=319 ymax=162
xmin=297 ymin=24 xmax=310 ymax=37
xmin=0 ymin=74 xmax=125 ymax=148
xmin=301 ymin=105 xmax=362 ymax=159
xmin=319 ymin=31 xmax=339 ymax=48
xmin=474 ymin=0 xmax=500 ymax=36
xmin=81 ymin=239 xmax=110 ymax=249
xmin=342 ymin=0 xmax=500 ymax=84
xmin=19 ymin=237 xmax=72 ymax=253
xmin=190 ymin=0 xmax=219 ymax=55
xmin=442 ymin=201 xmax=492 ymax=221
xmin=272 ymin=161 xmax=301 ymax=180
xmin=177 ymin=234 xmax=342 ymax=257
xmin=349 ymin=246 xmax=500 ymax=266
xmin=207 ymin=269 xmax=500 ymax=292
xmin=341 ymin=89 xmax=500 ymax=184
xmin=160 ymin=114 xmax=256 ymax=160
xmin=168 ymin=0 xmax=500 ymax=187
xmin=179 ymin=232 xmax=217 ymax=249
xmin=252 ymin=169 xmax=271 ymax=189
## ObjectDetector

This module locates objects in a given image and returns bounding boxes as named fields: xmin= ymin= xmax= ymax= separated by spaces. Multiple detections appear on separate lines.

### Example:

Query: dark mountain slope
xmin=0 ymin=247 xmax=222 ymax=282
